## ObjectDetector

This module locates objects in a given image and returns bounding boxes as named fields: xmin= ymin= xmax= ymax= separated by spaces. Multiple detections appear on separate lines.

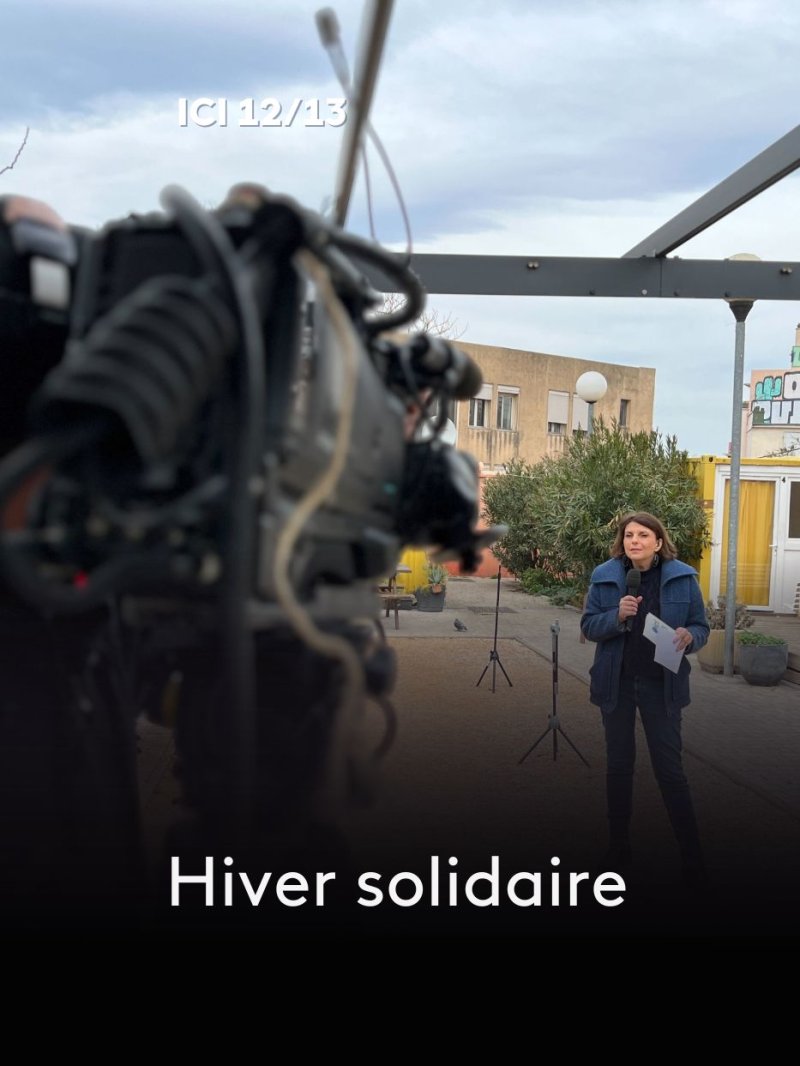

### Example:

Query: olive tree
xmin=483 ymin=422 xmax=709 ymax=594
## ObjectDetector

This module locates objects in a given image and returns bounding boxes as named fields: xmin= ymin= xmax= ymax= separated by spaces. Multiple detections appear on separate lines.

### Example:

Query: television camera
xmin=0 ymin=183 xmax=497 ymax=917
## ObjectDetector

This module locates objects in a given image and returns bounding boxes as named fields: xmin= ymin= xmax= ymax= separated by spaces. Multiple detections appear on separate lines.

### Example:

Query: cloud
xmin=2 ymin=0 xmax=799 ymax=458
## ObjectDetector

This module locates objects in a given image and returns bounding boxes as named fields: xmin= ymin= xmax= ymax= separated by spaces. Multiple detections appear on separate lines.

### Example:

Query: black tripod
xmin=476 ymin=567 xmax=512 ymax=693
xmin=519 ymin=622 xmax=589 ymax=766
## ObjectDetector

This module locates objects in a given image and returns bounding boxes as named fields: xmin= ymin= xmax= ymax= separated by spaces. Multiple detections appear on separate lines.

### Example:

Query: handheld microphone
xmin=624 ymin=568 xmax=641 ymax=632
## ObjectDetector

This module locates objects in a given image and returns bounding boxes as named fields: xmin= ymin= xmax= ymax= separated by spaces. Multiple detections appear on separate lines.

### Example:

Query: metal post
xmin=723 ymin=299 xmax=754 ymax=675
xmin=331 ymin=0 xmax=395 ymax=228
xmin=587 ymin=401 xmax=595 ymax=437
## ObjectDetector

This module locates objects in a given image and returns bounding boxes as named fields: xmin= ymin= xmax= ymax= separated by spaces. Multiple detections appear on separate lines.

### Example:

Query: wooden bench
xmin=378 ymin=591 xmax=415 ymax=629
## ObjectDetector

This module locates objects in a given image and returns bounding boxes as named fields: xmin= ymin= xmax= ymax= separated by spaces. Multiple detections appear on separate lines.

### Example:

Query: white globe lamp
xmin=575 ymin=371 xmax=608 ymax=436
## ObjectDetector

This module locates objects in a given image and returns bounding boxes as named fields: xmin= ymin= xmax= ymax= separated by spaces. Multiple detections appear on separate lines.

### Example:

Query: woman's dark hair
xmin=610 ymin=511 xmax=678 ymax=561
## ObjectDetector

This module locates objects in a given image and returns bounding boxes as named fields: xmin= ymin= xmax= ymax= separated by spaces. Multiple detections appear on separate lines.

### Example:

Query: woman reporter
xmin=581 ymin=512 xmax=710 ymax=886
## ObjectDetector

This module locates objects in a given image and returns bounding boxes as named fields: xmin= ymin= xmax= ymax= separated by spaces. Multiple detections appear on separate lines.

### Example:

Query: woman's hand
xmin=673 ymin=627 xmax=693 ymax=652
xmin=618 ymin=595 xmax=643 ymax=624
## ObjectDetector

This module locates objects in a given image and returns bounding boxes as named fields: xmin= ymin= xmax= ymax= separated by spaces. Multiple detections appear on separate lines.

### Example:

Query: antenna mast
xmin=328 ymin=0 xmax=395 ymax=227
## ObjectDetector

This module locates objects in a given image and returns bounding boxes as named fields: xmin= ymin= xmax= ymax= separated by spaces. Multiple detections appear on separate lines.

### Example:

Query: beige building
xmin=451 ymin=340 xmax=655 ymax=471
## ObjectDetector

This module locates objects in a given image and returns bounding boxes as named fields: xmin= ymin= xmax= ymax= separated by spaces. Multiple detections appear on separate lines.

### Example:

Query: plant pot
xmin=415 ymin=586 xmax=446 ymax=612
xmin=738 ymin=642 xmax=789 ymax=686
xmin=696 ymin=629 xmax=744 ymax=673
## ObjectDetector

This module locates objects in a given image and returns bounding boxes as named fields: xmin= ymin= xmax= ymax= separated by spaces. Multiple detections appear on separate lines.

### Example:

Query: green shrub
xmin=519 ymin=568 xmax=553 ymax=595
xmin=737 ymin=631 xmax=787 ymax=646
xmin=483 ymin=421 xmax=709 ymax=593
xmin=519 ymin=568 xmax=582 ymax=607
xmin=548 ymin=582 xmax=584 ymax=608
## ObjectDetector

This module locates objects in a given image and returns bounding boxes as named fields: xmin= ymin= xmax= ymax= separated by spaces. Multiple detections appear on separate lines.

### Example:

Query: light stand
xmin=518 ymin=622 xmax=589 ymax=766
xmin=475 ymin=567 xmax=512 ymax=692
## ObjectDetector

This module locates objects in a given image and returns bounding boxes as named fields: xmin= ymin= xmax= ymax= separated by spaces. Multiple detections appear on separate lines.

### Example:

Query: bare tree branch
xmin=378 ymin=292 xmax=468 ymax=340
xmin=0 ymin=127 xmax=30 ymax=177
xmin=763 ymin=441 xmax=800 ymax=458
xmin=415 ymin=307 xmax=467 ymax=340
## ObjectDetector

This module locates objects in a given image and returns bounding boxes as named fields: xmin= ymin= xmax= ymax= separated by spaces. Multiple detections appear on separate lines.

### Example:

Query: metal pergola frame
xmin=408 ymin=125 xmax=800 ymax=300
xmin=406 ymin=124 xmax=800 ymax=676
xmin=342 ymin=3 xmax=800 ymax=678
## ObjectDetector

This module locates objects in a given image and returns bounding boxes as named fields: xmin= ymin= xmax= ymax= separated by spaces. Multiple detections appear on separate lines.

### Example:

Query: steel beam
xmin=402 ymin=253 xmax=800 ymax=300
xmin=623 ymin=125 xmax=800 ymax=258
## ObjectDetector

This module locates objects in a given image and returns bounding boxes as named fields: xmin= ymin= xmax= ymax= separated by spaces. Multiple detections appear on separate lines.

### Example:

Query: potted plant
xmin=736 ymin=631 xmax=789 ymax=686
xmin=415 ymin=560 xmax=449 ymax=613
xmin=696 ymin=597 xmax=754 ymax=674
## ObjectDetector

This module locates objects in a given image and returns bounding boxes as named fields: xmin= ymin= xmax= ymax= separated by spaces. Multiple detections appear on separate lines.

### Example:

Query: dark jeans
xmin=602 ymin=673 xmax=703 ymax=871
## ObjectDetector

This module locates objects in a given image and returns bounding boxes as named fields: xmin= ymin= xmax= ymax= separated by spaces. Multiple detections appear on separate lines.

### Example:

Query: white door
xmin=775 ymin=476 xmax=800 ymax=614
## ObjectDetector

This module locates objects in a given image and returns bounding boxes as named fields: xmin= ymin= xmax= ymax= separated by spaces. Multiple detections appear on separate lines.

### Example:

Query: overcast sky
xmin=3 ymin=0 xmax=799 ymax=456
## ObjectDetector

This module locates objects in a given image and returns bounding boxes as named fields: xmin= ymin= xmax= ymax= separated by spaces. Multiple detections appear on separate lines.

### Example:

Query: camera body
xmin=3 ymin=188 xmax=486 ymax=620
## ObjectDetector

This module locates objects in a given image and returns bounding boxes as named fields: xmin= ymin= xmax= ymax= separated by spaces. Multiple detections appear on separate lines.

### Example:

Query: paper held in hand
xmin=643 ymin=612 xmax=684 ymax=674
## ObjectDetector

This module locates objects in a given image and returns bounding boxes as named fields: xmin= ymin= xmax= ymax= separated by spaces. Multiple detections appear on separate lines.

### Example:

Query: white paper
xmin=642 ymin=612 xmax=684 ymax=674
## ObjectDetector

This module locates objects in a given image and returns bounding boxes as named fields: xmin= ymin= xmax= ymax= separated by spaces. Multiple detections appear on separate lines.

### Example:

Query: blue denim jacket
xmin=581 ymin=557 xmax=710 ymax=714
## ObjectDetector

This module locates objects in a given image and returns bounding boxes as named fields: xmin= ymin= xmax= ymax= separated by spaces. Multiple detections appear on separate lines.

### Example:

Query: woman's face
xmin=622 ymin=521 xmax=662 ymax=571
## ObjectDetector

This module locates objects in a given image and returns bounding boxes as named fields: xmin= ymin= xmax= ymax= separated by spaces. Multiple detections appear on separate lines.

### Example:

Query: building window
xmin=469 ymin=383 xmax=493 ymax=428
xmin=790 ymin=482 xmax=800 ymax=539
xmin=496 ymin=387 xmax=518 ymax=430
xmin=572 ymin=395 xmax=590 ymax=435
xmin=469 ymin=397 xmax=489 ymax=427
xmin=547 ymin=390 xmax=569 ymax=436
xmin=430 ymin=397 xmax=457 ymax=423
xmin=620 ymin=398 xmax=630 ymax=427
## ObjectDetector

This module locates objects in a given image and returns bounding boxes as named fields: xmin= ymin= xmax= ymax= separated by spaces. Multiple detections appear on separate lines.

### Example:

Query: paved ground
xmin=382 ymin=576 xmax=800 ymax=820
xmin=133 ymin=575 xmax=800 ymax=944
xmin=337 ymin=576 xmax=800 ymax=942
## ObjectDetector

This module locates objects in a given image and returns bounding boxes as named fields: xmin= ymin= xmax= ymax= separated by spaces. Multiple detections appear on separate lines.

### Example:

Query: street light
xmin=575 ymin=371 xmax=608 ymax=436
xmin=722 ymin=252 xmax=760 ymax=676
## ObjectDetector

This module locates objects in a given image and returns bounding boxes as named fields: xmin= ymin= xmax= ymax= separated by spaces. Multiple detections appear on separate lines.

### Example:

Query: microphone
xmin=625 ymin=568 xmax=641 ymax=632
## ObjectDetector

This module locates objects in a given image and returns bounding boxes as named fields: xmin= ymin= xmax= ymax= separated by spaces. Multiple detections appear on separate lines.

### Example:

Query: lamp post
xmin=723 ymin=253 xmax=759 ymax=676
xmin=575 ymin=371 xmax=608 ymax=436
